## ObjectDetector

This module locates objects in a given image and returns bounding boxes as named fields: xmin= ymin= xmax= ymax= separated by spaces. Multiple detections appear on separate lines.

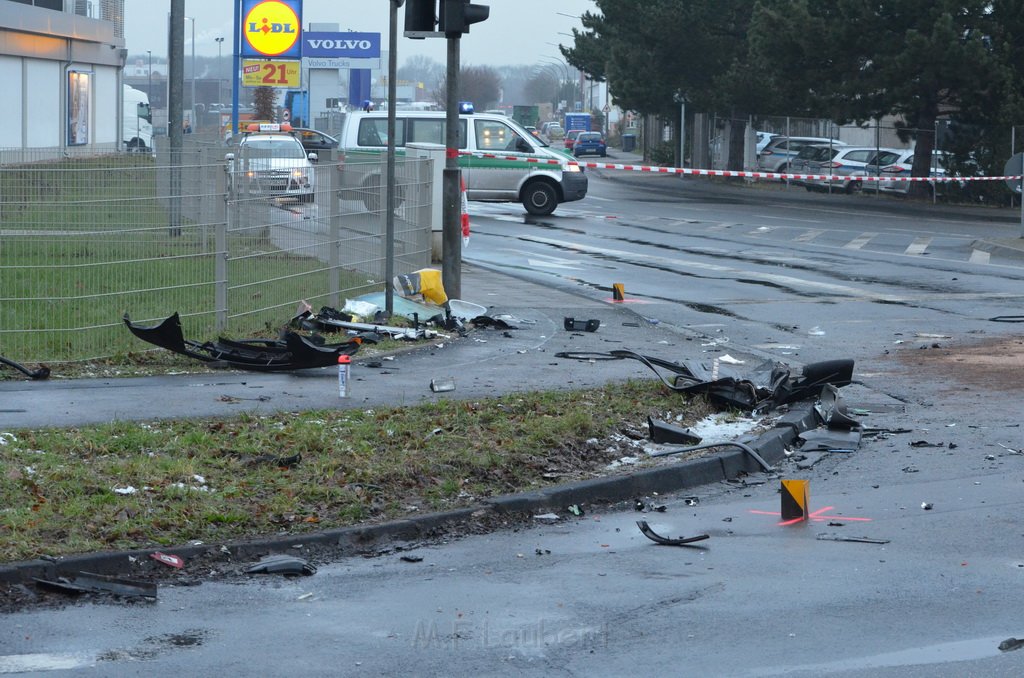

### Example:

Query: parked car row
xmin=759 ymin=135 xmax=961 ymax=195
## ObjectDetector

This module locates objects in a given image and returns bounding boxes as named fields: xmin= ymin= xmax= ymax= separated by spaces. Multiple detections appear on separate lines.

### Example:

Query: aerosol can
xmin=337 ymin=355 xmax=351 ymax=398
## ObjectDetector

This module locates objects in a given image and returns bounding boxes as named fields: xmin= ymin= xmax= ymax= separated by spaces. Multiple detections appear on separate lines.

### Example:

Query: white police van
xmin=337 ymin=106 xmax=587 ymax=215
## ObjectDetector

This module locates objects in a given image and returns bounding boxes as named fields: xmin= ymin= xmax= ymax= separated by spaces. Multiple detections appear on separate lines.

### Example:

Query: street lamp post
xmin=215 ymin=37 xmax=224 ymax=106
xmin=185 ymin=16 xmax=195 ymax=132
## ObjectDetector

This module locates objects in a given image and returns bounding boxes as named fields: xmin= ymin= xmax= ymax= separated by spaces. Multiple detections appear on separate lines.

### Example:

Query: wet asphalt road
xmin=3 ymin=164 xmax=1024 ymax=676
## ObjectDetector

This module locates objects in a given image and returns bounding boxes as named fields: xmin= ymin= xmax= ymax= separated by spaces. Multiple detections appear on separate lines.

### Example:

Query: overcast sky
xmin=125 ymin=0 xmax=597 ymax=67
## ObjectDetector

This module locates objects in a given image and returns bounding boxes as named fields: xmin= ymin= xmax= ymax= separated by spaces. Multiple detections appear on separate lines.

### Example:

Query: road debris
xmin=636 ymin=521 xmax=709 ymax=546
xmin=0 ymin=355 xmax=50 ymax=380
xmin=33 ymin=572 xmax=157 ymax=599
xmin=564 ymin=317 xmax=601 ymax=332
xmin=647 ymin=416 xmax=702 ymax=445
xmin=553 ymin=351 xmax=853 ymax=413
xmin=124 ymin=311 xmax=367 ymax=371
xmin=400 ymin=555 xmax=424 ymax=563
xmin=999 ymin=637 xmax=1024 ymax=652
xmin=430 ymin=378 xmax=456 ymax=393
xmin=150 ymin=552 xmax=185 ymax=569
xmin=816 ymin=534 xmax=890 ymax=544
xmin=244 ymin=554 xmax=316 ymax=576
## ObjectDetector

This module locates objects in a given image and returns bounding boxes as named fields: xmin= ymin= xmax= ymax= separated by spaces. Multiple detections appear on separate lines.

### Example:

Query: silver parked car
xmin=757 ymin=136 xmax=846 ymax=174
xmin=791 ymin=145 xmax=903 ymax=193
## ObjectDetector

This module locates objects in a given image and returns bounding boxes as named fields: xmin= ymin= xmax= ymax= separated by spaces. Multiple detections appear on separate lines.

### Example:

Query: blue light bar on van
xmin=458 ymin=101 xmax=474 ymax=114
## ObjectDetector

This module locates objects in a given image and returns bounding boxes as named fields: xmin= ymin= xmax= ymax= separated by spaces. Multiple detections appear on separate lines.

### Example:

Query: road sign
xmin=242 ymin=59 xmax=301 ymax=88
xmin=602 ymin=104 xmax=610 ymax=113
xmin=1004 ymin=152 xmax=1023 ymax=193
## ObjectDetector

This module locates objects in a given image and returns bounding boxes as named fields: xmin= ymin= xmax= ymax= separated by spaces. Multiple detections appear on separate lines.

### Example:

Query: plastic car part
xmin=123 ymin=312 xmax=364 ymax=372
xmin=636 ymin=521 xmax=709 ymax=546
xmin=245 ymin=554 xmax=316 ymax=576
xmin=647 ymin=416 xmax=702 ymax=445
xmin=0 ymin=355 xmax=50 ymax=380
xmin=554 ymin=350 xmax=855 ymax=413
xmin=33 ymin=572 xmax=157 ymax=599
xmin=563 ymin=317 xmax=601 ymax=332
xmin=647 ymin=439 xmax=774 ymax=473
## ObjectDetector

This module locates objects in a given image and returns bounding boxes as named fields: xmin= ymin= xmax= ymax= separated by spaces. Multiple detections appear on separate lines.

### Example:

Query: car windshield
xmin=242 ymin=138 xmax=307 ymax=159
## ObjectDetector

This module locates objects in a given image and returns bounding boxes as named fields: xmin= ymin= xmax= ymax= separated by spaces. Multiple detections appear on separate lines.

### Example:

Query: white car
xmin=864 ymin=149 xmax=956 ymax=195
xmin=225 ymin=124 xmax=317 ymax=202
xmin=791 ymin=145 xmax=903 ymax=193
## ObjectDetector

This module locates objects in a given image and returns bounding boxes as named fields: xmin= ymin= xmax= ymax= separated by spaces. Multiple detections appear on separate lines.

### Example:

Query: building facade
xmin=0 ymin=0 xmax=125 ymax=149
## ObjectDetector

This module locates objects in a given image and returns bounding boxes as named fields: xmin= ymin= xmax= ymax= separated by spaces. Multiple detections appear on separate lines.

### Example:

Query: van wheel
xmin=522 ymin=181 xmax=557 ymax=216
xmin=361 ymin=176 xmax=382 ymax=212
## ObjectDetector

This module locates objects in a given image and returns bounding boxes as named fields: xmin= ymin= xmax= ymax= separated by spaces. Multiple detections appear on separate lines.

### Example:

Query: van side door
xmin=463 ymin=118 xmax=535 ymax=200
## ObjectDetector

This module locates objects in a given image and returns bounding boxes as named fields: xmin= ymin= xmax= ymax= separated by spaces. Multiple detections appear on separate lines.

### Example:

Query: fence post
xmin=327 ymin=153 xmax=342 ymax=309
xmin=216 ymin=163 xmax=228 ymax=332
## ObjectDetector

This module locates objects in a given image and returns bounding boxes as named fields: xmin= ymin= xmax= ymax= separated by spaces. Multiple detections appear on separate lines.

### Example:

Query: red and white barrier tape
xmin=463 ymin=151 xmax=1023 ymax=183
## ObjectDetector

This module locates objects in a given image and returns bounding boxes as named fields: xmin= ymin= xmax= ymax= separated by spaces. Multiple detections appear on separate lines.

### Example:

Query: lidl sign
xmin=241 ymin=0 xmax=302 ymax=59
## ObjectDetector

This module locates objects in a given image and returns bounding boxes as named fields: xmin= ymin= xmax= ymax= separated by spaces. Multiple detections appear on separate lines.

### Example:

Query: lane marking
xmin=795 ymin=229 xmax=825 ymax=243
xmin=843 ymin=232 xmax=877 ymax=249
xmin=518 ymin=234 xmax=1024 ymax=304
xmin=904 ymin=236 xmax=932 ymax=256
xmin=969 ymin=249 xmax=991 ymax=264
xmin=0 ymin=653 xmax=94 ymax=673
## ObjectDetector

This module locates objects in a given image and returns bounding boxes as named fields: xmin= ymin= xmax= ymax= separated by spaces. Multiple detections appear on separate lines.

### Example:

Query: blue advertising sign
xmin=241 ymin=0 xmax=303 ymax=59
xmin=302 ymin=32 xmax=381 ymax=59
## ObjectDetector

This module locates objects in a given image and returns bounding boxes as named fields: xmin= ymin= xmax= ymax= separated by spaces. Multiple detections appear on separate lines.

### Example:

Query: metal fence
xmin=0 ymin=141 xmax=433 ymax=364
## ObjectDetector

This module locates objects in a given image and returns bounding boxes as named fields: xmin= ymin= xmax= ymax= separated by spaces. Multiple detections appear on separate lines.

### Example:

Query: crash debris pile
xmin=123 ymin=268 xmax=493 ymax=372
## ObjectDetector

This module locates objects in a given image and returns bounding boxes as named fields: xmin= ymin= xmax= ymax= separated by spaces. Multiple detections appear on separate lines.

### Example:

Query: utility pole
xmin=404 ymin=0 xmax=490 ymax=302
xmin=169 ymin=0 xmax=184 ymax=236
xmin=385 ymin=1 xmax=402 ymax=317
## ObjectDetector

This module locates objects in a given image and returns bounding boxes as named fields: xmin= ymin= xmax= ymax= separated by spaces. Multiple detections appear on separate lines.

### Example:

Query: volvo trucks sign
xmin=301 ymin=32 xmax=380 ymax=58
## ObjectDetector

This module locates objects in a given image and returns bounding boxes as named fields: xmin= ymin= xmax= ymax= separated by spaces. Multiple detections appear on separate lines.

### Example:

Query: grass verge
xmin=0 ymin=380 xmax=714 ymax=563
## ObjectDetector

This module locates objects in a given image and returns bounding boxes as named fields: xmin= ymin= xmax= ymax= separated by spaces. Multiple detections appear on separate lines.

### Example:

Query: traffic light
xmin=404 ymin=0 xmax=437 ymax=38
xmin=439 ymin=0 xmax=489 ymax=37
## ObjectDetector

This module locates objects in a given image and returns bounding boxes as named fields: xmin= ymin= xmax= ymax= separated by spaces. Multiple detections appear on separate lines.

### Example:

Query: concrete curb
xmin=0 ymin=402 xmax=819 ymax=587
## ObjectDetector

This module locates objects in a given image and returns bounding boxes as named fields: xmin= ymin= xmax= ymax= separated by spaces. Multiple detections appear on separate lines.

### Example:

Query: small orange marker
xmin=612 ymin=283 xmax=625 ymax=301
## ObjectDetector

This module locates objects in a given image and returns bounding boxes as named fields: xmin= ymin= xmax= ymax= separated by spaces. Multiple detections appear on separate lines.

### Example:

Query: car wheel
xmin=522 ymin=181 xmax=558 ymax=216
xmin=846 ymin=180 xmax=863 ymax=194
xmin=777 ymin=163 xmax=790 ymax=179
xmin=361 ymin=176 xmax=382 ymax=212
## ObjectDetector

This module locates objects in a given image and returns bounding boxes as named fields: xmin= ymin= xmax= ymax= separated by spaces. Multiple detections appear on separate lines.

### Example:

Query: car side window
xmin=357 ymin=120 xmax=385 ymax=147
xmin=408 ymin=119 xmax=444 ymax=145
xmin=846 ymin=150 xmax=873 ymax=163
xmin=475 ymin=119 xmax=520 ymax=152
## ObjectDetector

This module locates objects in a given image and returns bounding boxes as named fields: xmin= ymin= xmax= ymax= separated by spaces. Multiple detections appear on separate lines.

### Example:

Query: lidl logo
xmin=243 ymin=0 xmax=301 ymax=57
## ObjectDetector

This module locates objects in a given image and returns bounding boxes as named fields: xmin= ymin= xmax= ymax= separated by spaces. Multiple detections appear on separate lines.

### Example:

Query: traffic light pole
xmin=442 ymin=35 xmax=462 ymax=300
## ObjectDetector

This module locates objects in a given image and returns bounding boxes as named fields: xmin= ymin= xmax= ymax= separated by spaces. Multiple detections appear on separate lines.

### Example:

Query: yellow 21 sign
xmin=242 ymin=60 xmax=301 ymax=88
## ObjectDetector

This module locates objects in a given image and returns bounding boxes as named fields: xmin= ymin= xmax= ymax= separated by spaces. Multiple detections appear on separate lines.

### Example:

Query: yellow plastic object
xmin=394 ymin=268 xmax=448 ymax=305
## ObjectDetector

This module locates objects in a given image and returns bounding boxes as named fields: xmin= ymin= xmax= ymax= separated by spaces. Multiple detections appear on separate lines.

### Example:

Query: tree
xmin=251 ymin=86 xmax=277 ymax=121
xmin=398 ymin=55 xmax=444 ymax=91
xmin=434 ymin=65 xmax=502 ymax=110
xmin=749 ymin=0 xmax=1001 ymax=198
xmin=562 ymin=0 xmax=773 ymax=169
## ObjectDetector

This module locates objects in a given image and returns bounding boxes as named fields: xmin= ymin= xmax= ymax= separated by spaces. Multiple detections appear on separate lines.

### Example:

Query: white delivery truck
xmin=123 ymin=85 xmax=153 ymax=152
